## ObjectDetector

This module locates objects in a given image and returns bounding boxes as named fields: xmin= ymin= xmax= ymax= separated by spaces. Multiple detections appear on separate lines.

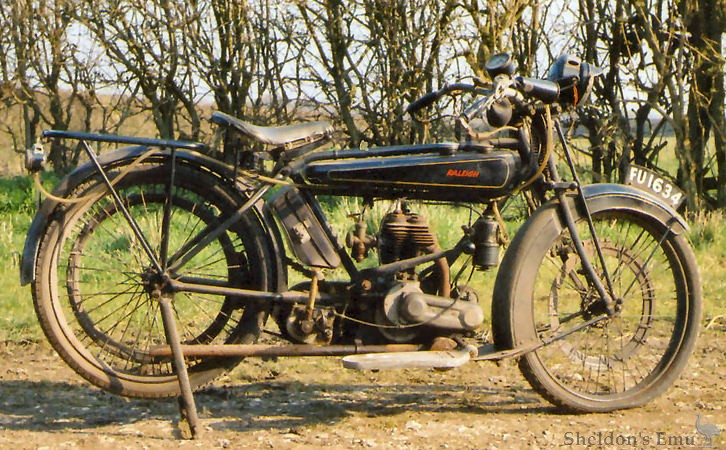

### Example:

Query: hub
xmin=140 ymin=268 xmax=171 ymax=298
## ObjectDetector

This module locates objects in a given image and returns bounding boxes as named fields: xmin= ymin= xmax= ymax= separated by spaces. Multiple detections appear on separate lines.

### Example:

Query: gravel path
xmin=0 ymin=327 xmax=723 ymax=449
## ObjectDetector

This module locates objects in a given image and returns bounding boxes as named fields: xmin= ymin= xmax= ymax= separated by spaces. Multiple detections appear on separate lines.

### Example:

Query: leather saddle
xmin=211 ymin=111 xmax=333 ymax=148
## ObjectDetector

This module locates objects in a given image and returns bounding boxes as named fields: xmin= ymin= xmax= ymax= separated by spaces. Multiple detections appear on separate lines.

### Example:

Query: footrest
xmin=342 ymin=350 xmax=471 ymax=371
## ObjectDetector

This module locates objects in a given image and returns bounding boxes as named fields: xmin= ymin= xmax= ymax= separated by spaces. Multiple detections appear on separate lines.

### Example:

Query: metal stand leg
xmin=158 ymin=295 xmax=200 ymax=439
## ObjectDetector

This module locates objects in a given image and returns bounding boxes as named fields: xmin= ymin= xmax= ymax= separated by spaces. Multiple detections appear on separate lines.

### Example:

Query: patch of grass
xmin=688 ymin=210 xmax=726 ymax=322
xmin=0 ymin=175 xmax=37 ymax=214
xmin=689 ymin=210 xmax=725 ymax=249
xmin=0 ymin=173 xmax=62 ymax=342
xmin=0 ymin=205 xmax=41 ymax=342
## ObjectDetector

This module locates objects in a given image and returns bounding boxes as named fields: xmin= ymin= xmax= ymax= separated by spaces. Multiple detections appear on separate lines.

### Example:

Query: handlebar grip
xmin=405 ymin=90 xmax=442 ymax=114
xmin=516 ymin=77 xmax=560 ymax=104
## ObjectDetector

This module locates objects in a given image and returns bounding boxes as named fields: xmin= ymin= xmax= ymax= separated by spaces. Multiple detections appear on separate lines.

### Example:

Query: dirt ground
xmin=0 ymin=326 xmax=723 ymax=450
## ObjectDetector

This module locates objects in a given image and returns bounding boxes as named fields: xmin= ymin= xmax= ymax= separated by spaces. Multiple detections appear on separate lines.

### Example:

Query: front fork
xmin=547 ymin=121 xmax=618 ymax=316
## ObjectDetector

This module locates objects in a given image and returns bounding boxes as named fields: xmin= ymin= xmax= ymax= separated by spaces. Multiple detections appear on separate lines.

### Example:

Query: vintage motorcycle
xmin=20 ymin=53 xmax=701 ymax=437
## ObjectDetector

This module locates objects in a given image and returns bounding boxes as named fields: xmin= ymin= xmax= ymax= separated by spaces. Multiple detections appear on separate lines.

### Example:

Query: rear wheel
xmin=33 ymin=161 xmax=274 ymax=398
xmin=494 ymin=201 xmax=701 ymax=412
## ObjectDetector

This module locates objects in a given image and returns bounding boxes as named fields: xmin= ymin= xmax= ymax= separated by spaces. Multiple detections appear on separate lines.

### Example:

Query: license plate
xmin=625 ymin=164 xmax=685 ymax=209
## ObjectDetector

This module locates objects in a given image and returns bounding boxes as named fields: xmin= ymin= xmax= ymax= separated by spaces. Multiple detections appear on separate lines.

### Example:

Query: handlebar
xmin=406 ymin=74 xmax=563 ymax=143
xmin=514 ymin=77 xmax=560 ymax=104
xmin=406 ymin=76 xmax=561 ymax=118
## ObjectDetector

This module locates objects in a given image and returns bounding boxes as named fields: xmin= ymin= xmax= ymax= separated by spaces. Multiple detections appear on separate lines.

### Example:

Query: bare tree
xmin=573 ymin=0 xmax=630 ymax=183
xmin=629 ymin=2 xmax=697 ymax=209
xmin=77 ymin=0 xmax=199 ymax=140
xmin=1 ymin=1 xmax=41 ymax=153
xmin=0 ymin=0 xmax=720 ymax=212
xmin=31 ymin=0 xmax=82 ymax=170
xmin=549 ymin=0 xmax=724 ymax=210
xmin=183 ymin=0 xmax=301 ymax=123
xmin=0 ymin=3 xmax=22 ymax=153
xmin=295 ymin=0 xmax=465 ymax=147
xmin=459 ymin=0 xmax=538 ymax=78
xmin=295 ymin=0 xmax=365 ymax=146
xmin=684 ymin=0 xmax=725 ymax=208
xmin=0 ymin=0 xmax=83 ymax=171
xmin=355 ymin=0 xmax=461 ymax=145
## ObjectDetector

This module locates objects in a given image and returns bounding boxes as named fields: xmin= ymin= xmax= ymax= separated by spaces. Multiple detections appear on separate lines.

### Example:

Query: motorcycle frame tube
xmin=167 ymin=277 xmax=330 ymax=304
xmin=165 ymin=182 xmax=274 ymax=274
xmin=80 ymin=139 xmax=164 ymax=273
xmin=554 ymin=120 xmax=616 ymax=303
xmin=179 ymin=133 xmax=659 ymax=312
xmin=20 ymin=146 xmax=288 ymax=293
xmin=165 ymin=204 xmax=464 ymax=303
xmin=31 ymin=132 xmax=685 ymax=317
xmin=166 ymin=142 xmax=508 ymax=282
xmin=56 ymin=141 xmax=293 ymax=304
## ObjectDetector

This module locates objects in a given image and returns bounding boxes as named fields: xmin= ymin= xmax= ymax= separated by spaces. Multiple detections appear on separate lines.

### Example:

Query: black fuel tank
xmin=302 ymin=150 xmax=522 ymax=202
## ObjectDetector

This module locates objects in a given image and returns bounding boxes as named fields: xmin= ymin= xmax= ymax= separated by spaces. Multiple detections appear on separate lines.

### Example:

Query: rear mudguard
xmin=20 ymin=146 xmax=288 ymax=290
xmin=491 ymin=183 xmax=689 ymax=349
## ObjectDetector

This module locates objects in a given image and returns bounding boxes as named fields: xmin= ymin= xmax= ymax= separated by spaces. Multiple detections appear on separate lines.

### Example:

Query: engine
xmin=376 ymin=281 xmax=484 ymax=343
xmin=347 ymin=206 xmax=484 ymax=343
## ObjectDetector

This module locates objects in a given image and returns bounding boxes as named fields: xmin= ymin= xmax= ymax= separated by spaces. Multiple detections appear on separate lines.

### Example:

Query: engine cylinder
xmin=379 ymin=212 xmax=436 ymax=264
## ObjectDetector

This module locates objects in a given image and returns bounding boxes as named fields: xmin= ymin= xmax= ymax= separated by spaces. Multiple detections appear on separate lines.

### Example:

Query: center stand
xmin=157 ymin=293 xmax=200 ymax=439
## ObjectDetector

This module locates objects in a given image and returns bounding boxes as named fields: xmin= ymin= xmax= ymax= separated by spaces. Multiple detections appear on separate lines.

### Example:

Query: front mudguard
xmin=577 ymin=183 xmax=688 ymax=234
xmin=491 ymin=182 xmax=690 ymax=350
xmin=20 ymin=146 xmax=287 ymax=290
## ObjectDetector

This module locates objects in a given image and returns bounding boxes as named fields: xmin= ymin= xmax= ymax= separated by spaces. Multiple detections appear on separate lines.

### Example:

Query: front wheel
xmin=492 ymin=197 xmax=701 ymax=412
